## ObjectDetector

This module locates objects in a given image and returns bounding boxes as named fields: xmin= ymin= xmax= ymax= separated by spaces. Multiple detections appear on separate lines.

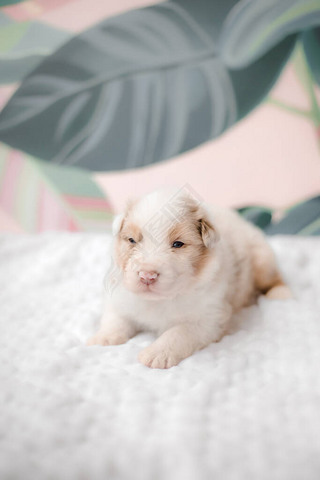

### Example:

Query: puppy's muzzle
xmin=138 ymin=271 xmax=159 ymax=286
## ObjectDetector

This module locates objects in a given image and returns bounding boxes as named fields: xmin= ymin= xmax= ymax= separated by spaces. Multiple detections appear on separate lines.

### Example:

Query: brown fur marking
xmin=168 ymin=206 xmax=214 ymax=277
xmin=120 ymin=221 xmax=143 ymax=243
xmin=115 ymin=218 xmax=142 ymax=271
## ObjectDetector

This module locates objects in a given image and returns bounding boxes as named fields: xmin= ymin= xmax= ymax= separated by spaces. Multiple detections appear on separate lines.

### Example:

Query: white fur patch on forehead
xmin=116 ymin=187 xmax=218 ymax=278
xmin=128 ymin=189 xmax=198 ymax=243
xmin=131 ymin=189 xmax=198 ymax=223
xmin=124 ymin=188 xmax=218 ymax=250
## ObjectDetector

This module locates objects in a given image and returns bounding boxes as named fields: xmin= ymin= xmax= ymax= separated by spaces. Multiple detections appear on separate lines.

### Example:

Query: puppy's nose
xmin=138 ymin=271 xmax=159 ymax=285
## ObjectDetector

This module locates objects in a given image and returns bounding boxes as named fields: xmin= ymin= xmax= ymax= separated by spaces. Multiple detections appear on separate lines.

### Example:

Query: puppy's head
xmin=112 ymin=189 xmax=218 ymax=299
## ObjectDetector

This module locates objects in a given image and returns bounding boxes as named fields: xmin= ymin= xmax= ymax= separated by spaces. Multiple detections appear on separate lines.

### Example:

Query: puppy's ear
xmin=112 ymin=198 xmax=137 ymax=236
xmin=112 ymin=213 xmax=124 ymax=236
xmin=199 ymin=217 xmax=219 ymax=248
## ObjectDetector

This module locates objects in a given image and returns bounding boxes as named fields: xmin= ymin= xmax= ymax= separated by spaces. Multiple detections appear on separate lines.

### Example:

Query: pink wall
xmin=95 ymin=62 xmax=320 ymax=212
xmin=8 ymin=0 xmax=316 ymax=214
xmin=1 ymin=0 xmax=320 ymax=229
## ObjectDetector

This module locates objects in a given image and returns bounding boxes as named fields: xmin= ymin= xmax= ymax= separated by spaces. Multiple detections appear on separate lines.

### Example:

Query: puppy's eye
xmin=128 ymin=238 xmax=136 ymax=244
xmin=172 ymin=241 xmax=184 ymax=248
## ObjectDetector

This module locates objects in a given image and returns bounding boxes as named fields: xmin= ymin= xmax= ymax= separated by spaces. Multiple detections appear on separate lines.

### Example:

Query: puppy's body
xmin=88 ymin=189 xmax=291 ymax=368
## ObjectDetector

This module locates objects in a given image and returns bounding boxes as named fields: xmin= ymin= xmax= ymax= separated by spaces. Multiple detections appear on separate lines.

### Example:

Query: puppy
xmin=88 ymin=188 xmax=291 ymax=368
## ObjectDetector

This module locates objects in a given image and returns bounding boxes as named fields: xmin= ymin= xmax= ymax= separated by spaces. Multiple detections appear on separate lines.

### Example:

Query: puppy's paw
xmin=86 ymin=331 xmax=129 ymax=346
xmin=265 ymin=284 xmax=293 ymax=300
xmin=138 ymin=345 xmax=181 ymax=369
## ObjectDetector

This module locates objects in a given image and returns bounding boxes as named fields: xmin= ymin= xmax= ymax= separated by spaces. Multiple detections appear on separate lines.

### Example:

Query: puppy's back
xmin=210 ymin=206 xmax=290 ymax=309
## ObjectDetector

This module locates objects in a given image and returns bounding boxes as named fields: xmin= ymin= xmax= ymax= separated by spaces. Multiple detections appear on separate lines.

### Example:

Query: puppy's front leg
xmin=138 ymin=319 xmax=227 ymax=369
xmin=87 ymin=309 xmax=138 ymax=346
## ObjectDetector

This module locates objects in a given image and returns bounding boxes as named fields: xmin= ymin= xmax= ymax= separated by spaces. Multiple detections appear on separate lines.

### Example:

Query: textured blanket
xmin=1 ymin=234 xmax=320 ymax=480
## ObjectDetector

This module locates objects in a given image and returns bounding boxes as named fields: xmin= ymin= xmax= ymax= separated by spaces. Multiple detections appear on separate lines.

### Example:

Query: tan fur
xmin=88 ymin=189 xmax=292 ymax=369
xmin=114 ymin=239 xmax=128 ymax=272
xmin=120 ymin=221 xmax=143 ymax=243
xmin=114 ymin=219 xmax=143 ymax=271
xmin=265 ymin=284 xmax=293 ymax=300
xmin=167 ymin=214 xmax=210 ymax=276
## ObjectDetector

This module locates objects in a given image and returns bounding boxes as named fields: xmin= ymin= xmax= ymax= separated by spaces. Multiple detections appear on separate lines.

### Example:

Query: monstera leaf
xmin=220 ymin=0 xmax=320 ymax=68
xmin=302 ymin=27 xmax=320 ymax=85
xmin=265 ymin=197 xmax=320 ymax=235
xmin=0 ymin=1 xmax=25 ymax=5
xmin=0 ymin=143 xmax=113 ymax=232
xmin=0 ymin=0 xmax=319 ymax=171
xmin=237 ymin=206 xmax=273 ymax=230
xmin=0 ymin=20 xmax=71 ymax=84
xmin=238 ymin=198 xmax=320 ymax=235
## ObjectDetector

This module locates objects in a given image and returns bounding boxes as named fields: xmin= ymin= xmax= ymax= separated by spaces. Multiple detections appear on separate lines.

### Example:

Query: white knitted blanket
xmin=1 ymin=234 xmax=320 ymax=480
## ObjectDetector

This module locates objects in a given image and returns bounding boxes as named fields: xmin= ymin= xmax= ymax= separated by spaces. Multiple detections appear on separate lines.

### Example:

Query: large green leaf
xmin=302 ymin=27 xmax=320 ymax=84
xmin=220 ymin=0 xmax=320 ymax=68
xmin=0 ymin=1 xmax=25 ymax=6
xmin=0 ymin=20 xmax=71 ymax=84
xmin=0 ymin=20 xmax=29 ymax=53
xmin=0 ymin=1 xmax=299 ymax=171
xmin=237 ymin=197 xmax=320 ymax=235
xmin=237 ymin=206 xmax=273 ymax=230
xmin=265 ymin=197 xmax=320 ymax=236
xmin=0 ymin=143 xmax=113 ymax=232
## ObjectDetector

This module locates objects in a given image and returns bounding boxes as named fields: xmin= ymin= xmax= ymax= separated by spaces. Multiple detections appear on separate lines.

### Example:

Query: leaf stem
xmin=299 ymin=45 xmax=320 ymax=126
xmin=266 ymin=97 xmax=311 ymax=118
